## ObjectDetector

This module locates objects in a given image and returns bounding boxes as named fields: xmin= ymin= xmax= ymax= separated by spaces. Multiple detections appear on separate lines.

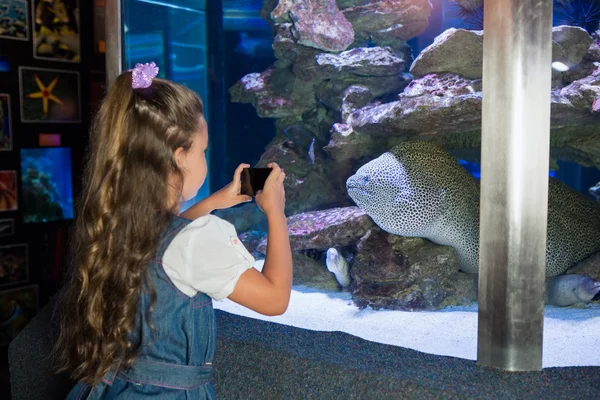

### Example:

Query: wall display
xmin=0 ymin=284 xmax=38 ymax=346
xmin=0 ymin=243 xmax=28 ymax=287
xmin=38 ymin=133 xmax=61 ymax=146
xmin=0 ymin=218 xmax=14 ymax=237
xmin=19 ymin=66 xmax=81 ymax=123
xmin=0 ymin=94 xmax=11 ymax=151
xmin=20 ymin=147 xmax=74 ymax=223
xmin=32 ymin=0 xmax=80 ymax=62
xmin=94 ymin=0 xmax=105 ymax=54
xmin=0 ymin=0 xmax=29 ymax=41
xmin=0 ymin=55 xmax=10 ymax=71
xmin=0 ymin=170 xmax=17 ymax=212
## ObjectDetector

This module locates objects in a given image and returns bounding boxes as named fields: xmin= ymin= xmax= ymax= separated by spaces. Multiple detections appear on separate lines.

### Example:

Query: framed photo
xmin=0 ymin=243 xmax=28 ymax=287
xmin=0 ymin=0 xmax=29 ymax=41
xmin=0 ymin=54 xmax=9 ymax=72
xmin=0 ymin=94 xmax=12 ymax=151
xmin=0 ymin=170 xmax=17 ymax=212
xmin=32 ymin=0 xmax=80 ymax=63
xmin=0 ymin=219 xmax=14 ymax=237
xmin=0 ymin=284 xmax=38 ymax=346
xmin=19 ymin=66 xmax=81 ymax=123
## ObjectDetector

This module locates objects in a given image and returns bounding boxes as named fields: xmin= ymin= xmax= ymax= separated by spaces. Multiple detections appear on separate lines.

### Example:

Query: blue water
xmin=458 ymin=159 xmax=600 ymax=200
xmin=459 ymin=159 xmax=563 ymax=181
xmin=19 ymin=147 xmax=74 ymax=223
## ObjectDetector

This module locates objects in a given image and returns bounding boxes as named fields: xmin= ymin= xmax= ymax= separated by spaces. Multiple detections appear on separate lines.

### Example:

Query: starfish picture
xmin=19 ymin=67 xmax=81 ymax=123
xmin=26 ymin=74 xmax=63 ymax=116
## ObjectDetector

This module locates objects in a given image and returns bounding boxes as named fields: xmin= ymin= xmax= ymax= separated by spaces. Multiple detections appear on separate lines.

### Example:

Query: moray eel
xmin=545 ymin=275 xmax=600 ymax=306
xmin=326 ymin=248 xmax=351 ymax=288
xmin=346 ymin=141 xmax=600 ymax=277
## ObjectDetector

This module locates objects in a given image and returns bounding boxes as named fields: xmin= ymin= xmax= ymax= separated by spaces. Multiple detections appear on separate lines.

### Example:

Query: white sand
xmin=213 ymin=260 xmax=600 ymax=368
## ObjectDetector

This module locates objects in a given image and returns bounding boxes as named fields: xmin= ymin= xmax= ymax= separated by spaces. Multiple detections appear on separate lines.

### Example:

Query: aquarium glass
xmin=123 ymin=0 xmax=210 ymax=206
xmin=20 ymin=147 xmax=74 ymax=223
xmin=215 ymin=0 xmax=600 ymax=315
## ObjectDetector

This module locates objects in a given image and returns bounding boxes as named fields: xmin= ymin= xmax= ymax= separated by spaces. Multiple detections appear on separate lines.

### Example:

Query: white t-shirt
xmin=162 ymin=215 xmax=256 ymax=300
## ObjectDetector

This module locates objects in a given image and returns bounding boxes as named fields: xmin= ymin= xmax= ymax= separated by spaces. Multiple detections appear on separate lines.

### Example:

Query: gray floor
xmin=214 ymin=310 xmax=600 ymax=400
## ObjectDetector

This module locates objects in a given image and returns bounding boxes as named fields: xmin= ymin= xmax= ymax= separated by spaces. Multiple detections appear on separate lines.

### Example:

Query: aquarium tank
xmin=20 ymin=147 xmax=74 ymax=223
xmin=203 ymin=0 xmax=600 ymax=313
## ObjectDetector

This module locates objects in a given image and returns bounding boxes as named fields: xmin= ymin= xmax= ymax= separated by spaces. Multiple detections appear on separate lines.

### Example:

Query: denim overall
xmin=66 ymin=216 xmax=217 ymax=399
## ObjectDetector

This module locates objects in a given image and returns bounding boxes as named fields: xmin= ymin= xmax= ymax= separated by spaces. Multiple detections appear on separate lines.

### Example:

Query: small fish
xmin=283 ymin=123 xmax=318 ymax=164
xmin=308 ymin=137 xmax=315 ymax=165
xmin=552 ymin=61 xmax=569 ymax=72
xmin=588 ymin=181 xmax=600 ymax=201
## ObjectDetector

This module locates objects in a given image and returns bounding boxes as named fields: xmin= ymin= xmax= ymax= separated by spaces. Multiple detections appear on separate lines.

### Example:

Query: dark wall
xmin=0 ymin=0 xmax=103 ymax=364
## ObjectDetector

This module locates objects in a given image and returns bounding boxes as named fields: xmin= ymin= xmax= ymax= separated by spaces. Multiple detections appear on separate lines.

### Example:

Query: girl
xmin=54 ymin=62 xmax=292 ymax=399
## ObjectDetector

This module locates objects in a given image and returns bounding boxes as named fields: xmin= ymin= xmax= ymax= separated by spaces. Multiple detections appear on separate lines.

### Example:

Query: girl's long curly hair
xmin=53 ymin=71 xmax=204 ymax=385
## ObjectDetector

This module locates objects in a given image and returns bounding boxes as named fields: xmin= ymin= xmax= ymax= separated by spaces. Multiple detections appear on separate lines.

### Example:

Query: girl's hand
xmin=255 ymin=163 xmax=286 ymax=217
xmin=210 ymin=163 xmax=253 ymax=210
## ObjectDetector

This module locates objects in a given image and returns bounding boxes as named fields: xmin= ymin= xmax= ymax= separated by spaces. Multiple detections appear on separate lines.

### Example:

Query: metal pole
xmin=105 ymin=0 xmax=123 ymax=88
xmin=478 ymin=0 xmax=553 ymax=371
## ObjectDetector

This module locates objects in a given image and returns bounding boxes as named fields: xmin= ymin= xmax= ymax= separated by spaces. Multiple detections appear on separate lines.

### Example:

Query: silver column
xmin=478 ymin=0 xmax=553 ymax=371
xmin=105 ymin=0 xmax=124 ymax=87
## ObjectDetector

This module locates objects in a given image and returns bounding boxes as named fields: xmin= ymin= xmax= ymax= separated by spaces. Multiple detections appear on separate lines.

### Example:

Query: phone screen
xmin=240 ymin=168 xmax=272 ymax=196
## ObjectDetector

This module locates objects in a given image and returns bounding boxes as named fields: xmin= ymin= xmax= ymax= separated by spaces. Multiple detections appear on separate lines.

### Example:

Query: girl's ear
xmin=174 ymin=147 xmax=186 ymax=170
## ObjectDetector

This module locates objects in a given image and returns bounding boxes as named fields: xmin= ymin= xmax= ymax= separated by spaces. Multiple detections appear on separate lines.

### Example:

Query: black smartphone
xmin=240 ymin=168 xmax=272 ymax=196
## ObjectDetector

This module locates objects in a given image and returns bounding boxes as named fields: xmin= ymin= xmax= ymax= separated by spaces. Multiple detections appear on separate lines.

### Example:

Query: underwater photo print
xmin=32 ymin=0 xmax=80 ymax=62
xmin=0 ymin=243 xmax=28 ymax=287
xmin=0 ymin=94 xmax=12 ymax=151
xmin=20 ymin=147 xmax=74 ymax=223
xmin=0 ymin=0 xmax=29 ymax=40
xmin=0 ymin=218 xmax=14 ymax=237
xmin=0 ymin=55 xmax=10 ymax=71
xmin=0 ymin=284 xmax=38 ymax=346
xmin=19 ymin=66 xmax=81 ymax=123
xmin=0 ymin=170 xmax=17 ymax=212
